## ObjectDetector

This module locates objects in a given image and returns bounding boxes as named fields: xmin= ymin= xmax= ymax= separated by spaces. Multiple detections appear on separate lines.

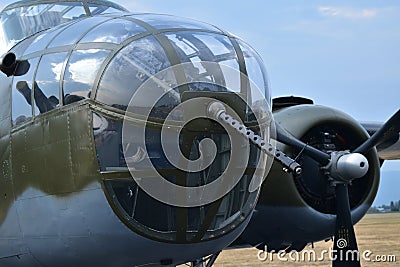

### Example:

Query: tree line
xmin=368 ymin=200 xmax=400 ymax=213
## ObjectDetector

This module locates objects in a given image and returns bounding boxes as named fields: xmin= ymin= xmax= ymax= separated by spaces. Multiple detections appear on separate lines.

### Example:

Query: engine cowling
xmin=235 ymin=104 xmax=380 ymax=251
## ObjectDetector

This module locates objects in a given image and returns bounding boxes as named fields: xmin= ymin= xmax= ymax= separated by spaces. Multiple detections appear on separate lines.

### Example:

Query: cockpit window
xmin=47 ymin=3 xmax=85 ymax=20
xmin=23 ymin=23 xmax=72 ymax=55
xmin=164 ymin=32 xmax=240 ymax=92
xmin=48 ymin=16 xmax=108 ymax=48
xmin=237 ymin=40 xmax=271 ymax=104
xmin=64 ymin=49 xmax=110 ymax=102
xmin=96 ymin=30 xmax=271 ymax=122
xmin=80 ymin=19 xmax=146 ymax=44
xmin=12 ymin=57 xmax=39 ymax=126
xmin=96 ymin=35 xmax=172 ymax=110
xmin=0 ymin=2 xmax=86 ymax=52
xmin=34 ymin=52 xmax=68 ymax=114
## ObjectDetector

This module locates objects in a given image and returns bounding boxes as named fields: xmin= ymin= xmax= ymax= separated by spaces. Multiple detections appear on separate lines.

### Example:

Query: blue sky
xmin=1 ymin=0 xmax=399 ymax=204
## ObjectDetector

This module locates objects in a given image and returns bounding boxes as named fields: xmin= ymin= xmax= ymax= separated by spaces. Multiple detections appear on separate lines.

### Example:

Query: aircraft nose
xmin=90 ymin=14 xmax=274 ymax=244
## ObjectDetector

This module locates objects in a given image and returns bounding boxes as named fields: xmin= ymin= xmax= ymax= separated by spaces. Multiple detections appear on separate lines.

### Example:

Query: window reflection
xmin=97 ymin=36 xmax=171 ymax=110
xmin=80 ymin=19 xmax=145 ymax=44
xmin=87 ymin=4 xmax=126 ymax=15
xmin=12 ymin=57 xmax=39 ymax=126
xmin=64 ymin=49 xmax=110 ymax=103
xmin=48 ymin=16 xmax=108 ymax=48
xmin=46 ymin=3 xmax=85 ymax=20
xmin=165 ymin=32 xmax=240 ymax=92
xmin=34 ymin=52 xmax=68 ymax=114
xmin=236 ymin=40 xmax=271 ymax=122
xmin=1 ymin=4 xmax=49 ymax=49
xmin=237 ymin=40 xmax=270 ymax=103
xmin=0 ymin=3 xmax=86 ymax=51
xmin=23 ymin=23 xmax=73 ymax=55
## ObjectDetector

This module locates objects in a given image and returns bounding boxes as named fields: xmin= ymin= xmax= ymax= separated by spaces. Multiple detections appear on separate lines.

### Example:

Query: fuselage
xmin=0 ymin=1 xmax=273 ymax=266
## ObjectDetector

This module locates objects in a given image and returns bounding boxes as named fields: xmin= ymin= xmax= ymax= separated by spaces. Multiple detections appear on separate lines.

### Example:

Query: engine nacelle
xmin=235 ymin=104 xmax=380 ymax=251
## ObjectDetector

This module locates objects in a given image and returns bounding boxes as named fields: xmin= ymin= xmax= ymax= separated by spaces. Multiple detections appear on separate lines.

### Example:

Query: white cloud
xmin=69 ymin=57 xmax=103 ymax=85
xmin=51 ymin=62 xmax=63 ymax=80
xmin=318 ymin=6 xmax=378 ymax=19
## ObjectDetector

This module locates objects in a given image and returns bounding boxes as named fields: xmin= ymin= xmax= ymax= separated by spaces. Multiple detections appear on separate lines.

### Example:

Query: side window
xmin=34 ymin=52 xmax=68 ymax=114
xmin=63 ymin=49 xmax=110 ymax=104
xmin=12 ymin=57 xmax=39 ymax=126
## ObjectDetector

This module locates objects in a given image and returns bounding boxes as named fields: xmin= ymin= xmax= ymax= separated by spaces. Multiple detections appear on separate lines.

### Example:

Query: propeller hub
xmin=326 ymin=151 xmax=369 ymax=183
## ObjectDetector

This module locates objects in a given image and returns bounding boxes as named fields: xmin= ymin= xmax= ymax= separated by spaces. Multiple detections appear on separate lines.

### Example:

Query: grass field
xmin=214 ymin=213 xmax=400 ymax=267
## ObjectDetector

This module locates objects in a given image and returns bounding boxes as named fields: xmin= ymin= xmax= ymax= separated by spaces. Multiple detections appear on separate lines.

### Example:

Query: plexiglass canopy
xmin=9 ymin=11 xmax=271 ymax=123
xmin=0 ymin=0 xmax=127 ymax=53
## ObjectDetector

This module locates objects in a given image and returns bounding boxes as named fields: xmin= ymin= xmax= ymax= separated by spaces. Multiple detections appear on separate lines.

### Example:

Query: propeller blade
xmin=354 ymin=109 xmax=400 ymax=154
xmin=333 ymin=184 xmax=360 ymax=267
xmin=275 ymin=124 xmax=330 ymax=165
